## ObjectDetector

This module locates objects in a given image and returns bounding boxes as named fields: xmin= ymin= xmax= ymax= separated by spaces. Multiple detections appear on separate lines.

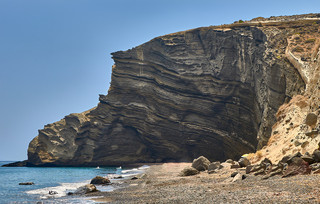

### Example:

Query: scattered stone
xmin=312 ymin=150 xmax=320 ymax=162
xmin=192 ymin=156 xmax=210 ymax=171
xmin=301 ymin=152 xmax=315 ymax=164
xmin=286 ymin=152 xmax=302 ymax=165
xmin=283 ymin=157 xmax=311 ymax=177
xmin=73 ymin=184 xmax=99 ymax=195
xmin=220 ymin=162 xmax=232 ymax=169
xmin=179 ymin=167 xmax=199 ymax=176
xmin=90 ymin=176 xmax=110 ymax=185
xmin=232 ymin=173 xmax=245 ymax=182
xmin=231 ymin=162 xmax=241 ymax=169
xmin=19 ymin=182 xmax=34 ymax=185
xmin=238 ymin=157 xmax=251 ymax=167
xmin=113 ymin=175 xmax=123 ymax=179
xmin=208 ymin=170 xmax=217 ymax=174
xmin=312 ymin=169 xmax=320 ymax=174
xmin=310 ymin=163 xmax=320 ymax=171
xmin=231 ymin=172 xmax=238 ymax=177
xmin=208 ymin=162 xmax=222 ymax=171
xmin=305 ymin=112 xmax=317 ymax=127
xmin=245 ymin=165 xmax=254 ymax=174
xmin=49 ymin=191 xmax=58 ymax=195
xmin=225 ymin=159 xmax=234 ymax=164
xmin=305 ymin=130 xmax=318 ymax=137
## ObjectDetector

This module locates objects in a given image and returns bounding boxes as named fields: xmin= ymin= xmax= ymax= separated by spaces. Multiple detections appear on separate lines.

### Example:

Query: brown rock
xmin=192 ymin=156 xmax=210 ymax=171
xmin=208 ymin=161 xmax=222 ymax=171
xmin=238 ymin=157 xmax=251 ymax=167
xmin=305 ymin=112 xmax=317 ymax=127
xmin=179 ymin=167 xmax=199 ymax=176
xmin=301 ymin=152 xmax=315 ymax=164
xmin=74 ymin=184 xmax=99 ymax=195
xmin=90 ymin=176 xmax=110 ymax=185
xmin=312 ymin=150 xmax=320 ymax=162
xmin=231 ymin=162 xmax=241 ymax=169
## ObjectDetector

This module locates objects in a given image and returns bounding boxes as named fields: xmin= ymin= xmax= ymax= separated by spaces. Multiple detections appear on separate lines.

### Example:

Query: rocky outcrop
xmin=26 ymin=14 xmax=312 ymax=167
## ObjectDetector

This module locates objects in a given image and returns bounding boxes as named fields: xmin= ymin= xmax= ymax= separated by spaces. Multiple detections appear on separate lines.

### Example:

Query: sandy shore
xmin=89 ymin=162 xmax=320 ymax=203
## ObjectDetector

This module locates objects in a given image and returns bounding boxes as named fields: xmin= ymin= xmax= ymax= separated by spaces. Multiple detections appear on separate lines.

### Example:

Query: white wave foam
xmin=26 ymin=180 xmax=89 ymax=199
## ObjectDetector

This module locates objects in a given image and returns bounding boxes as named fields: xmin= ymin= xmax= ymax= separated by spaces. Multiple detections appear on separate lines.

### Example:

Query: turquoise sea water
xmin=0 ymin=161 xmax=148 ymax=203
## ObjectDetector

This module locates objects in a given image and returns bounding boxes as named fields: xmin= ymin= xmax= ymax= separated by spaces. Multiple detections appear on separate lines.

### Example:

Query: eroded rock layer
xmin=27 ymin=16 xmax=310 ymax=166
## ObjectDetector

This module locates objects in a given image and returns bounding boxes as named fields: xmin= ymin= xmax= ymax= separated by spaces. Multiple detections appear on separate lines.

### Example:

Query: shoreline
xmin=88 ymin=162 xmax=320 ymax=203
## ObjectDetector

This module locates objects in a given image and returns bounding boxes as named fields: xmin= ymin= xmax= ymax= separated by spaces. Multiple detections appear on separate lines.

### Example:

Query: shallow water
xmin=0 ymin=161 xmax=147 ymax=203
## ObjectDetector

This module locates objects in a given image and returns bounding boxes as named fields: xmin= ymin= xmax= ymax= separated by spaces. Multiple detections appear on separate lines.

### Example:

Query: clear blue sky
xmin=0 ymin=0 xmax=319 ymax=161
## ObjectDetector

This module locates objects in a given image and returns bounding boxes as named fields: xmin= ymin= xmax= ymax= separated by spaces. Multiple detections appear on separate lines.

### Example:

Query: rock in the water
xmin=305 ymin=113 xmax=317 ymax=127
xmin=19 ymin=182 xmax=34 ymax=185
xmin=74 ymin=184 xmax=99 ymax=195
xmin=179 ymin=167 xmax=199 ymax=176
xmin=192 ymin=156 xmax=210 ymax=171
xmin=208 ymin=161 xmax=222 ymax=171
xmin=49 ymin=191 xmax=58 ymax=195
xmin=90 ymin=176 xmax=110 ymax=185
xmin=238 ymin=157 xmax=251 ymax=167
xmin=2 ymin=160 xmax=28 ymax=167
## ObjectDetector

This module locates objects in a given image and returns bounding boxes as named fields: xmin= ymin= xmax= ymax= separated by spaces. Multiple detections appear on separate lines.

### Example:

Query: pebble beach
xmin=89 ymin=163 xmax=320 ymax=203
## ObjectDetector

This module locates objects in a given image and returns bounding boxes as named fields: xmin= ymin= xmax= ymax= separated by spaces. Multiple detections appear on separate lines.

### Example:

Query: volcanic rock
xmin=26 ymin=14 xmax=306 ymax=167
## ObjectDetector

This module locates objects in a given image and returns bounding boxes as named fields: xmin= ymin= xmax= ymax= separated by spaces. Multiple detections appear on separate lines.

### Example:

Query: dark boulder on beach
xmin=90 ymin=176 xmax=110 ymax=185
xmin=179 ymin=167 xmax=199 ymax=176
xmin=192 ymin=156 xmax=210 ymax=171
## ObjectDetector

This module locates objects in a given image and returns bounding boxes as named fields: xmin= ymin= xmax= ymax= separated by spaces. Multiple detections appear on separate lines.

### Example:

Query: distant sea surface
xmin=0 ymin=161 xmax=148 ymax=203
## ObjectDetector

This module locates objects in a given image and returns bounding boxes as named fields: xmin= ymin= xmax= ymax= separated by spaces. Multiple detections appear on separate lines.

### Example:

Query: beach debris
xmin=179 ymin=167 xmax=199 ymax=176
xmin=19 ymin=182 xmax=34 ymax=185
xmin=73 ymin=184 xmax=99 ymax=195
xmin=208 ymin=161 xmax=222 ymax=171
xmin=90 ymin=176 xmax=111 ymax=185
xmin=192 ymin=156 xmax=211 ymax=171
xmin=238 ymin=157 xmax=251 ymax=167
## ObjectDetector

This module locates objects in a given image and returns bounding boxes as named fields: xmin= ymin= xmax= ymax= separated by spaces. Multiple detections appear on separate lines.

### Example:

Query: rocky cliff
xmin=26 ymin=14 xmax=320 ymax=167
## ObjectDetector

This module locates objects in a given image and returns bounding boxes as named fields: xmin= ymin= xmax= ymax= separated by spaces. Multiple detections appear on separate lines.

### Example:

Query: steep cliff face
xmin=27 ymin=15 xmax=310 ymax=166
